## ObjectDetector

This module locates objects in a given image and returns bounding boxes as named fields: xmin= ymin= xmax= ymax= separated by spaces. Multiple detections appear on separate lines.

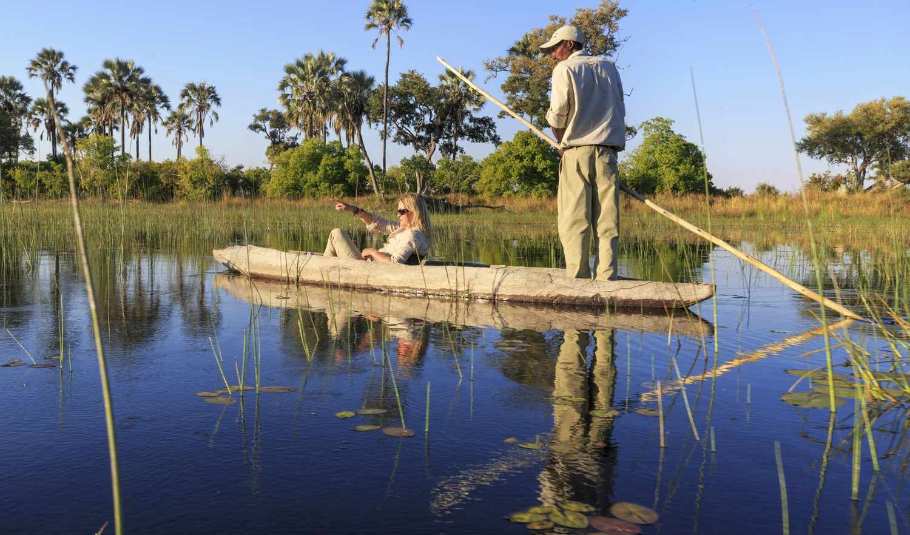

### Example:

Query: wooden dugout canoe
xmin=213 ymin=272 xmax=712 ymax=338
xmin=212 ymin=245 xmax=714 ymax=310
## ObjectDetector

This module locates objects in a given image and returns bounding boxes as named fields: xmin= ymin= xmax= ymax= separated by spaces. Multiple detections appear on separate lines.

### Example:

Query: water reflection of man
xmin=539 ymin=329 xmax=617 ymax=505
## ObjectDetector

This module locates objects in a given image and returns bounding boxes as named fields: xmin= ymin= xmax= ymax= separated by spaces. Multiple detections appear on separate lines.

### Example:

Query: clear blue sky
xmin=2 ymin=0 xmax=907 ymax=192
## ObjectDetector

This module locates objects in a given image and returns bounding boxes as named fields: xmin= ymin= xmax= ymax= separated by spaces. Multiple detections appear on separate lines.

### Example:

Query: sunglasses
xmin=397 ymin=209 xmax=410 ymax=216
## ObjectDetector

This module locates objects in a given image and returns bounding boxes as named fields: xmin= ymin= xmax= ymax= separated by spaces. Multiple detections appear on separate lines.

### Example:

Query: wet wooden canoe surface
xmin=212 ymin=245 xmax=714 ymax=310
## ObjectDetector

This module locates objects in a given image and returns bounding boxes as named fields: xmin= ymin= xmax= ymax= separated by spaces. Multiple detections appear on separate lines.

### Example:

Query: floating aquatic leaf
xmin=526 ymin=520 xmax=554 ymax=530
xmin=259 ymin=386 xmax=296 ymax=393
xmin=356 ymin=408 xmax=388 ymax=415
xmin=335 ymin=411 xmax=357 ymax=419
xmin=382 ymin=427 xmax=415 ymax=437
xmin=592 ymin=409 xmax=619 ymax=418
xmin=589 ymin=516 xmax=642 ymax=534
xmin=635 ymin=408 xmax=659 ymax=417
xmin=204 ymin=396 xmax=235 ymax=404
xmin=871 ymin=371 xmax=910 ymax=383
xmin=781 ymin=392 xmax=845 ymax=409
xmin=43 ymin=355 xmax=61 ymax=360
xmin=503 ymin=437 xmax=518 ymax=444
xmin=526 ymin=506 xmax=558 ymax=515
xmin=196 ymin=391 xmax=221 ymax=397
xmin=28 ymin=363 xmax=55 ymax=369
xmin=229 ymin=385 xmax=255 ymax=391
xmin=7 ymin=358 xmax=22 ymax=364
xmin=560 ymin=500 xmax=595 ymax=513
xmin=507 ymin=512 xmax=548 ymax=523
xmin=784 ymin=369 xmax=853 ymax=384
xmin=2 ymin=362 xmax=26 ymax=368
xmin=517 ymin=442 xmax=541 ymax=450
xmin=549 ymin=510 xmax=588 ymax=529
xmin=352 ymin=425 xmax=381 ymax=432
xmin=609 ymin=502 xmax=659 ymax=525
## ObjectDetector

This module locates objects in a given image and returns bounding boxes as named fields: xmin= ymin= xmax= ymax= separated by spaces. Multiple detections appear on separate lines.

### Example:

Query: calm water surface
xmin=0 ymin=244 xmax=905 ymax=534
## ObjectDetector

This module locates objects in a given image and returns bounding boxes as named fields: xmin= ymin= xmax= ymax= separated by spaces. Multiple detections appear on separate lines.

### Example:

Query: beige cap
xmin=539 ymin=25 xmax=585 ymax=52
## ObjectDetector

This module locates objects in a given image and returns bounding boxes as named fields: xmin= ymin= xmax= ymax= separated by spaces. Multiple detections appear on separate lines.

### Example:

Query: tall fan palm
xmin=364 ymin=0 xmax=412 ymax=177
xmin=62 ymin=115 xmax=92 ymax=152
xmin=143 ymin=84 xmax=170 ymax=162
xmin=83 ymin=75 xmax=116 ymax=137
xmin=83 ymin=59 xmax=149 ymax=157
xmin=338 ymin=71 xmax=382 ymax=198
xmin=163 ymin=109 xmax=192 ymax=160
xmin=0 ymin=76 xmax=32 ymax=162
xmin=278 ymin=51 xmax=347 ymax=141
xmin=178 ymin=82 xmax=221 ymax=147
xmin=28 ymin=98 xmax=69 ymax=158
xmin=439 ymin=67 xmax=485 ymax=159
xmin=26 ymin=48 xmax=78 ymax=159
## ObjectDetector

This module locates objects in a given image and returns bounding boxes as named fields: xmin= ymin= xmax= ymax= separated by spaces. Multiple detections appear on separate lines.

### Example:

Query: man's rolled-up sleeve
xmin=546 ymin=65 xmax=571 ymax=129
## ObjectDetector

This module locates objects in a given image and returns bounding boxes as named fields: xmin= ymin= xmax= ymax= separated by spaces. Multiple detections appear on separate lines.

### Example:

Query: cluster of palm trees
xmin=1 ymin=48 xmax=223 ymax=164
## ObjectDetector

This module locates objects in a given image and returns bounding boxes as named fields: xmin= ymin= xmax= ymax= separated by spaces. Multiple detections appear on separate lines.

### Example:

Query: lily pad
xmin=635 ymin=408 xmax=659 ymax=417
xmin=517 ymin=442 xmax=541 ymax=450
xmin=560 ymin=500 xmax=595 ymax=513
xmin=352 ymin=425 xmax=381 ymax=432
xmin=28 ymin=363 xmax=55 ymax=368
xmin=43 ymin=355 xmax=62 ymax=360
xmin=508 ymin=512 xmax=548 ymax=523
xmin=335 ymin=411 xmax=357 ymax=419
xmin=204 ymin=396 xmax=235 ymax=404
xmin=592 ymin=409 xmax=619 ymax=418
xmin=526 ymin=520 xmax=554 ymax=530
xmin=526 ymin=506 xmax=558 ymax=515
xmin=229 ymin=385 xmax=255 ymax=391
xmin=781 ymin=392 xmax=845 ymax=409
xmin=784 ymin=369 xmax=852 ymax=384
xmin=259 ymin=386 xmax=296 ymax=393
xmin=196 ymin=391 xmax=222 ymax=397
xmin=549 ymin=510 xmax=588 ymax=529
xmin=1 ymin=362 xmax=26 ymax=367
xmin=609 ymin=502 xmax=659 ymax=525
xmin=356 ymin=408 xmax=388 ymax=415
xmin=382 ymin=427 xmax=415 ymax=437
xmin=589 ymin=516 xmax=641 ymax=534
xmin=503 ymin=437 xmax=518 ymax=444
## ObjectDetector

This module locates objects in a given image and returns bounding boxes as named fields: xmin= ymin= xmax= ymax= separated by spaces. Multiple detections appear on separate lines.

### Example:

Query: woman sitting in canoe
xmin=324 ymin=193 xmax=431 ymax=264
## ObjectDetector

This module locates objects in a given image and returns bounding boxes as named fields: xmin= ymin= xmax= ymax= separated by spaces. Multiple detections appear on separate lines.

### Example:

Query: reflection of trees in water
xmin=621 ymin=240 xmax=710 ymax=283
xmin=173 ymin=254 xmax=220 ymax=340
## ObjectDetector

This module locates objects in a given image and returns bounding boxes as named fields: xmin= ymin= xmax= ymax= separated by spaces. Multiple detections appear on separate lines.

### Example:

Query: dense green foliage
xmin=484 ymin=1 xmax=628 ymax=128
xmin=267 ymin=139 xmax=369 ymax=198
xmin=476 ymin=131 xmax=559 ymax=197
xmin=619 ymin=117 xmax=715 ymax=195
xmin=798 ymin=96 xmax=910 ymax=191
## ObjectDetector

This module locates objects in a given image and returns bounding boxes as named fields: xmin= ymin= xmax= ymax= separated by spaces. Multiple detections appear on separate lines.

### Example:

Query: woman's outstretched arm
xmin=333 ymin=198 xmax=374 ymax=225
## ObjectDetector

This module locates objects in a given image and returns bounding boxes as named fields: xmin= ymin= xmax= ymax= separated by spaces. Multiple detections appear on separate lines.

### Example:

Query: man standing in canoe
xmin=541 ymin=25 xmax=626 ymax=281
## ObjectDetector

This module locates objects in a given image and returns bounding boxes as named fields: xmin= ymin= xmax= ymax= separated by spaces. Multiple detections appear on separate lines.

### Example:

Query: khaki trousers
xmin=558 ymin=145 xmax=620 ymax=280
xmin=324 ymin=228 xmax=363 ymax=260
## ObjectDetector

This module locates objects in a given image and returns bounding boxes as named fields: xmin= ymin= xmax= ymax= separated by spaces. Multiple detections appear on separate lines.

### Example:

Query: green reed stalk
xmin=753 ymin=7 xmax=838 ymax=413
xmin=851 ymin=396 xmax=862 ymax=501
xmin=690 ymin=64 xmax=719 ymax=353
xmin=46 ymin=79 xmax=122 ymax=535
xmin=887 ymin=501 xmax=898 ymax=535
xmin=209 ymin=337 xmax=232 ymax=394
xmin=774 ymin=441 xmax=790 ymax=535
xmin=672 ymin=357 xmax=700 ymax=440
xmin=384 ymin=343 xmax=406 ymax=429
xmin=657 ymin=379 xmax=665 ymax=448
xmin=6 ymin=329 xmax=36 ymax=364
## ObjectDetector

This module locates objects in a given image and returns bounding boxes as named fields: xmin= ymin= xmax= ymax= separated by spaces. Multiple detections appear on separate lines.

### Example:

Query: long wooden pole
xmin=437 ymin=56 xmax=863 ymax=322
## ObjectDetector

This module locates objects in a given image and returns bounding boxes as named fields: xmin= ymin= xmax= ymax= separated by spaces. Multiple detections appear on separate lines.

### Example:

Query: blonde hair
xmin=398 ymin=194 xmax=433 ymax=247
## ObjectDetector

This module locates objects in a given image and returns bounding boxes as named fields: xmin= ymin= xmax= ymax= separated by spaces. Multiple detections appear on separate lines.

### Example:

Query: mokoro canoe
xmin=214 ymin=272 xmax=712 ymax=338
xmin=212 ymin=245 xmax=714 ymax=310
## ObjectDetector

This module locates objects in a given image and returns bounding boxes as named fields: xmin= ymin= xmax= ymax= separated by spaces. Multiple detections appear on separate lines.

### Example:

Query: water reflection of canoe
xmin=213 ymin=245 xmax=713 ymax=310
xmin=213 ymin=272 xmax=712 ymax=338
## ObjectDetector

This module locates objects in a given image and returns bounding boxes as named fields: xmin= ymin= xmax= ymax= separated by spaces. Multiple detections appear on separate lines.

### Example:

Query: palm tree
xmin=163 ymin=109 xmax=192 ymax=160
xmin=364 ymin=0 xmax=412 ymax=177
xmin=338 ymin=71 xmax=383 ymax=198
xmin=143 ymin=84 xmax=170 ymax=162
xmin=278 ymin=51 xmax=346 ymax=141
xmin=83 ymin=59 xmax=149 ymax=157
xmin=28 ymin=98 xmax=69 ymax=158
xmin=0 ymin=76 xmax=32 ymax=162
xmin=62 ymin=115 xmax=92 ymax=152
xmin=83 ymin=75 xmax=116 ymax=136
xmin=439 ymin=67 xmax=485 ymax=159
xmin=25 ymin=48 xmax=78 ymax=159
xmin=178 ymin=82 xmax=221 ymax=147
